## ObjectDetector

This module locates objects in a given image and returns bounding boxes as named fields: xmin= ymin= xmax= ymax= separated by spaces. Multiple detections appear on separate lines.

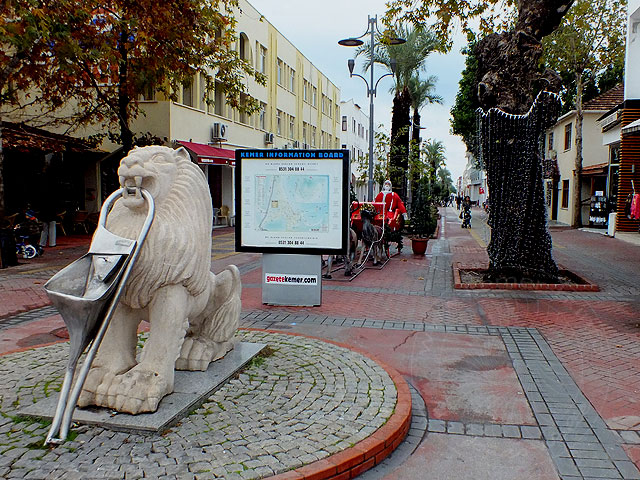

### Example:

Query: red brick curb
xmin=1 ymin=328 xmax=412 ymax=480
xmin=452 ymin=263 xmax=600 ymax=292
xmin=242 ymin=329 xmax=412 ymax=480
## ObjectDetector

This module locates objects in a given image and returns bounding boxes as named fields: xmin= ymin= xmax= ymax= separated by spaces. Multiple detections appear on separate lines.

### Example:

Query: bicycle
xmin=14 ymin=224 xmax=41 ymax=259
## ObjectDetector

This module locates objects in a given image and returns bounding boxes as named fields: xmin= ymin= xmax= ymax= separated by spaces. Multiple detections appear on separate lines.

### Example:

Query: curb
xmin=452 ymin=263 xmax=600 ymax=291
xmin=1 ymin=327 xmax=412 ymax=480
xmin=243 ymin=329 xmax=412 ymax=480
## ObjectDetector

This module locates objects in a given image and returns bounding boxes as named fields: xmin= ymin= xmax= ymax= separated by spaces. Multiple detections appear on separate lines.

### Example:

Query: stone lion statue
xmin=77 ymin=146 xmax=241 ymax=414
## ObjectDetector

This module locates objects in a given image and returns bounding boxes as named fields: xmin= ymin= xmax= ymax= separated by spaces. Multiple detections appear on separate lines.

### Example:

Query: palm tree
xmin=407 ymin=74 xmax=442 ymax=205
xmin=357 ymin=24 xmax=441 ymax=201
xmin=422 ymin=139 xmax=445 ymax=194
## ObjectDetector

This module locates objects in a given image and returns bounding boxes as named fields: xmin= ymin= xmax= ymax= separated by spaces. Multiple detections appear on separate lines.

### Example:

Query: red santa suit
xmin=374 ymin=189 xmax=406 ymax=231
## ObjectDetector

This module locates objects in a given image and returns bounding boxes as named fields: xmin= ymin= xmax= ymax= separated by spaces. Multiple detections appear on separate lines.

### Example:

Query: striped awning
xmin=178 ymin=141 xmax=235 ymax=166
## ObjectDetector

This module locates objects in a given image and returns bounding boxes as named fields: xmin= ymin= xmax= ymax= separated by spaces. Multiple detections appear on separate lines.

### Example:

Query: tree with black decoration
xmin=387 ymin=0 xmax=575 ymax=282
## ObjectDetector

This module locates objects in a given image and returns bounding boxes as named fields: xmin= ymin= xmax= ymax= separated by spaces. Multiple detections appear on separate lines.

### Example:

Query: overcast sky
xmin=246 ymin=0 xmax=469 ymax=182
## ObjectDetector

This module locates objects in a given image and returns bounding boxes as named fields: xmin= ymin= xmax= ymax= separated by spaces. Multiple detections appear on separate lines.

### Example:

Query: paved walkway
xmin=1 ymin=211 xmax=639 ymax=479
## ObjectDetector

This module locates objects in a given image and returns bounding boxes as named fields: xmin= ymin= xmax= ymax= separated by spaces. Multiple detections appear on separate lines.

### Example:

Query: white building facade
xmin=461 ymin=152 xmax=487 ymax=205
xmin=339 ymin=99 xmax=372 ymax=201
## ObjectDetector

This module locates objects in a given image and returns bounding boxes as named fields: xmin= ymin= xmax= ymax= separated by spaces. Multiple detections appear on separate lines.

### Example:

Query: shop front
xmin=177 ymin=141 xmax=236 ymax=222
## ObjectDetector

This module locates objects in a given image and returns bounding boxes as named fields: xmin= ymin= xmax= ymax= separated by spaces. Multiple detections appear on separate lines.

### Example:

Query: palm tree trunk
xmin=572 ymin=71 xmax=584 ymax=227
xmin=390 ymin=87 xmax=411 ymax=201
xmin=408 ymin=109 xmax=422 ymax=209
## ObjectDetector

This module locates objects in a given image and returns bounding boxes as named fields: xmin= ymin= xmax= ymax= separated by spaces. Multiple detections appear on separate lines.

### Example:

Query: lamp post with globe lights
xmin=339 ymin=16 xmax=405 ymax=202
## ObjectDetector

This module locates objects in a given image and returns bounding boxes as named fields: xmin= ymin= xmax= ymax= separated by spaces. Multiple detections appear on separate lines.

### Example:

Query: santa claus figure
xmin=374 ymin=179 xmax=407 ymax=231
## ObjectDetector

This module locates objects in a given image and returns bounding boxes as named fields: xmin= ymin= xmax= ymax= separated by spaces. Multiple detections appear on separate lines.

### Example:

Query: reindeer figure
xmin=358 ymin=208 xmax=384 ymax=266
xmin=323 ymin=228 xmax=358 ymax=278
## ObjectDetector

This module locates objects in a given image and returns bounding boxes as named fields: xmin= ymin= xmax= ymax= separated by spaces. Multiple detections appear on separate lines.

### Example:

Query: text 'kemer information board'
xmin=235 ymin=149 xmax=349 ymax=255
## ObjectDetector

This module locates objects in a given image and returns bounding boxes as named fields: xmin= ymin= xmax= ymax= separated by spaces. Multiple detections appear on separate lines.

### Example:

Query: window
xmin=239 ymin=93 xmax=249 ymax=124
xmin=548 ymin=132 xmax=554 ymax=151
xmin=342 ymin=115 xmax=347 ymax=131
xmin=303 ymin=122 xmax=308 ymax=143
xmin=312 ymin=126 xmax=317 ymax=147
xmin=277 ymin=59 xmax=283 ymax=85
xmin=139 ymin=84 xmax=155 ymax=101
xmin=259 ymin=45 xmax=267 ymax=74
xmin=353 ymin=119 xmax=356 ymax=133
xmin=610 ymin=144 xmax=620 ymax=165
xmin=239 ymin=33 xmax=249 ymax=61
xmin=289 ymin=69 xmax=295 ymax=92
xmin=303 ymin=80 xmax=309 ymax=102
xmin=182 ymin=77 xmax=194 ymax=107
xmin=214 ymin=81 xmax=225 ymax=117
xmin=564 ymin=123 xmax=572 ymax=151
xmin=276 ymin=110 xmax=282 ymax=135
xmin=259 ymin=102 xmax=266 ymax=130
xmin=199 ymin=73 xmax=208 ymax=111
xmin=561 ymin=179 xmax=569 ymax=208
xmin=289 ymin=115 xmax=295 ymax=139
xmin=312 ymin=87 xmax=317 ymax=107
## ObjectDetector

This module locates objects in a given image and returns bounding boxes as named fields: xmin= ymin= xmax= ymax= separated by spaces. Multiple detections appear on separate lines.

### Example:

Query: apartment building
xmin=543 ymin=86 xmax=623 ymax=226
xmin=127 ymin=0 xmax=342 ymax=218
xmin=339 ymin=99 xmax=374 ymax=201
xmin=2 ymin=0 xmax=342 ymax=220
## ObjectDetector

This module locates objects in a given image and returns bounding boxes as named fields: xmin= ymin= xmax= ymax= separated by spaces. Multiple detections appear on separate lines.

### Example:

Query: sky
xmin=246 ymin=0 xmax=469 ymax=182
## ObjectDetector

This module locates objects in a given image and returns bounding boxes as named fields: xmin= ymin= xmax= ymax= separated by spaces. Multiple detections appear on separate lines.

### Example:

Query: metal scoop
xmin=44 ymin=188 xmax=155 ymax=444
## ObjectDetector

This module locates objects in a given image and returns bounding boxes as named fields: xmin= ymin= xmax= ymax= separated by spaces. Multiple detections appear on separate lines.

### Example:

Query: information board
xmin=235 ymin=149 xmax=349 ymax=254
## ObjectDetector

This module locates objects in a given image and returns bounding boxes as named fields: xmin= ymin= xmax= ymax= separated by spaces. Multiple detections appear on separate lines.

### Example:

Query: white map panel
xmin=238 ymin=151 xmax=346 ymax=251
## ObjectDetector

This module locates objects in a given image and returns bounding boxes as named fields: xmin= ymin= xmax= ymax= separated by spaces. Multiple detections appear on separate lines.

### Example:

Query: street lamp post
xmin=338 ymin=16 xmax=405 ymax=202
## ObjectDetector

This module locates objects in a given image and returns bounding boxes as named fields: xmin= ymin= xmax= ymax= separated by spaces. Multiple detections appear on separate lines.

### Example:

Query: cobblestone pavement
xmin=0 ymin=331 xmax=396 ymax=479
xmin=1 ymin=208 xmax=640 ymax=479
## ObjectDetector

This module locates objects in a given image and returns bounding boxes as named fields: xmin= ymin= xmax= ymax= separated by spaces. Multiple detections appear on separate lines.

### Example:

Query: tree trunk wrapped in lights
xmin=477 ymin=91 xmax=561 ymax=282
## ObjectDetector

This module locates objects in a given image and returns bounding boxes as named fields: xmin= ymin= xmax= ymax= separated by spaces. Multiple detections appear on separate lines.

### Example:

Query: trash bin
xmin=0 ymin=228 xmax=18 ymax=268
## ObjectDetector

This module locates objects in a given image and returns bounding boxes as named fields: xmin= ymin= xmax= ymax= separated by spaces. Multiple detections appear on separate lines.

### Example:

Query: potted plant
xmin=408 ymin=177 xmax=437 ymax=255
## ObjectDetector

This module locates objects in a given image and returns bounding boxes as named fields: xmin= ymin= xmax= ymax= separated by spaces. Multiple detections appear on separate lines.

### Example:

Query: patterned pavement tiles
xmin=240 ymin=314 xmax=640 ymax=480
xmin=477 ymin=298 xmax=640 ymax=432
xmin=0 ymin=330 xmax=398 ymax=480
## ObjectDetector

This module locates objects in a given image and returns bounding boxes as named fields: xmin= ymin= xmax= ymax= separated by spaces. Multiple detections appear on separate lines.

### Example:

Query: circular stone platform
xmin=0 ymin=330 xmax=410 ymax=480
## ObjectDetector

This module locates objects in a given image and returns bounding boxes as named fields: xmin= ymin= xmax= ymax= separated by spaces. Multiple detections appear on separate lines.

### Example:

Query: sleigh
xmin=350 ymin=201 xmax=404 ymax=233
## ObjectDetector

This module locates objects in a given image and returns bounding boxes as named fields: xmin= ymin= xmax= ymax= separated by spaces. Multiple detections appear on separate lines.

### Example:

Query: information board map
xmin=236 ymin=149 xmax=348 ymax=253
xmin=255 ymin=175 xmax=329 ymax=233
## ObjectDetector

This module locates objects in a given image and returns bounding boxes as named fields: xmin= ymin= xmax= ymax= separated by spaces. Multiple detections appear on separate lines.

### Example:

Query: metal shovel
xmin=43 ymin=188 xmax=155 ymax=445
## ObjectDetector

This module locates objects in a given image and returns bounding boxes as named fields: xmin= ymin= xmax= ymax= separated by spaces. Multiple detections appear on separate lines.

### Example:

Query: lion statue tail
xmin=201 ymin=265 xmax=242 ymax=346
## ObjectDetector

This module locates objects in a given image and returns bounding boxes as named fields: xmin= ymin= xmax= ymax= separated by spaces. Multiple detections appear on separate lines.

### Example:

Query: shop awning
xmin=178 ymin=141 xmax=235 ymax=166
xmin=581 ymin=162 xmax=609 ymax=176
xmin=622 ymin=118 xmax=640 ymax=135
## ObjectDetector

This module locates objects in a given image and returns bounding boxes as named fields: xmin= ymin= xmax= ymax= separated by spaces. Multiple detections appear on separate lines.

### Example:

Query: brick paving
xmin=1 ymin=207 xmax=640 ymax=478
xmin=0 ymin=331 xmax=397 ymax=479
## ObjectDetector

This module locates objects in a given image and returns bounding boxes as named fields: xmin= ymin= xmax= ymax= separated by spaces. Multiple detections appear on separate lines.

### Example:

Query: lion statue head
xmin=106 ymin=146 xmax=213 ymax=309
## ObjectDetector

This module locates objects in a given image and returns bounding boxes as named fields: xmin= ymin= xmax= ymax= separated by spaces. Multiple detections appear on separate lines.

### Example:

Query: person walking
xmin=456 ymin=195 xmax=461 ymax=211
xmin=460 ymin=195 xmax=472 ymax=228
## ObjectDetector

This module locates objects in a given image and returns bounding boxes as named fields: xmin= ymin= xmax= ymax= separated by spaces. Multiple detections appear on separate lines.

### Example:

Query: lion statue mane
xmin=78 ymin=146 xmax=241 ymax=414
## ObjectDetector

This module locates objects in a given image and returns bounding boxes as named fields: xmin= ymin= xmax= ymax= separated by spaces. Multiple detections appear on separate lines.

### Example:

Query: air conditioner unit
xmin=212 ymin=123 xmax=228 ymax=141
xmin=293 ymin=140 xmax=300 ymax=148
xmin=264 ymin=132 xmax=274 ymax=144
